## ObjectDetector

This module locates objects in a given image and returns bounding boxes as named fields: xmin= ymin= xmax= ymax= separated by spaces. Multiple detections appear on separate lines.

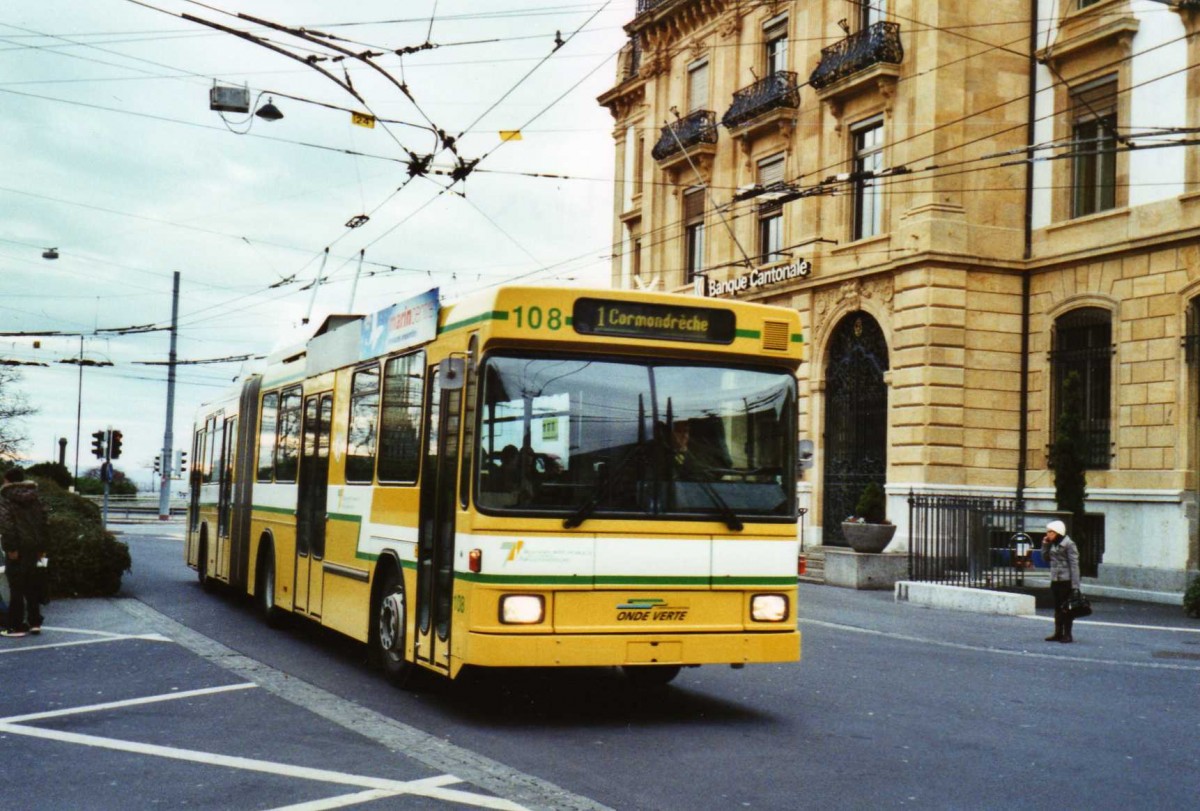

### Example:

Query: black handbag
xmin=1065 ymin=592 xmax=1092 ymax=619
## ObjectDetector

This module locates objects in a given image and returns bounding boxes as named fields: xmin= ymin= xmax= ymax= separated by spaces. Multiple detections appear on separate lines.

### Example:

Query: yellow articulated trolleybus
xmin=185 ymin=285 xmax=804 ymax=686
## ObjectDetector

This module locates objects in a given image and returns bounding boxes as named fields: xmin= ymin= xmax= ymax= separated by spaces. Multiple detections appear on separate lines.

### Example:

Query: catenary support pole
xmin=158 ymin=271 xmax=180 ymax=520
xmin=73 ymin=335 xmax=83 ymax=487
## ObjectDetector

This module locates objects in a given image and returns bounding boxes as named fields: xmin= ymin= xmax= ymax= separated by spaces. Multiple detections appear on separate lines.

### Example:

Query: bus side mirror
xmin=438 ymin=357 xmax=465 ymax=391
xmin=797 ymin=439 xmax=814 ymax=472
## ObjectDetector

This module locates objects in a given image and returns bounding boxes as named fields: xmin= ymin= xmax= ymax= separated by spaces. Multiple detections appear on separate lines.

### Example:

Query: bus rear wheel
xmin=256 ymin=545 xmax=284 ymax=629
xmin=196 ymin=533 xmax=212 ymax=592
xmin=374 ymin=567 xmax=417 ymax=688
xmin=622 ymin=665 xmax=681 ymax=688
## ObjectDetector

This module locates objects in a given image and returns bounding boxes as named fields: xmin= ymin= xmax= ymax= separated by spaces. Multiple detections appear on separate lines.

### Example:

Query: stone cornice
xmin=628 ymin=0 xmax=731 ymax=58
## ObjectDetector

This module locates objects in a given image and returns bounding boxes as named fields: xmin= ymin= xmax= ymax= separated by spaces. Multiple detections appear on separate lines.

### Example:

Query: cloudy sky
xmin=1 ymin=0 xmax=632 ymax=488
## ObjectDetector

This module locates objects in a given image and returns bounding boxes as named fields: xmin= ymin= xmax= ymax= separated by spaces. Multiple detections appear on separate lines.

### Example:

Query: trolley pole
xmin=158 ymin=271 xmax=180 ymax=520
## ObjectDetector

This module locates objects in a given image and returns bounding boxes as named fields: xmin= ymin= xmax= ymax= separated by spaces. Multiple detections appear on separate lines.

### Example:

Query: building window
xmin=764 ymin=15 xmax=788 ymax=75
xmin=622 ymin=126 xmax=636 ymax=211
xmin=757 ymin=154 xmax=785 ymax=264
xmin=635 ymin=135 xmax=645 ymax=197
xmin=687 ymin=59 xmax=709 ymax=112
xmin=683 ymin=187 xmax=706 ymax=284
xmin=1187 ymin=298 xmax=1200 ymax=416
xmin=1077 ymin=0 xmax=1100 ymax=8
xmin=862 ymin=0 xmax=886 ymax=28
xmin=1051 ymin=308 xmax=1112 ymax=470
xmin=851 ymin=117 xmax=884 ymax=241
xmin=1071 ymin=76 xmax=1118 ymax=218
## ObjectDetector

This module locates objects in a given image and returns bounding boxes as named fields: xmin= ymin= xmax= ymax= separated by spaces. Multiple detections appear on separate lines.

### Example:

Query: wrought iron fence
xmin=651 ymin=110 xmax=718 ymax=161
xmin=809 ymin=21 xmax=904 ymax=91
xmin=636 ymin=0 xmax=671 ymax=16
xmin=721 ymin=71 xmax=801 ymax=130
xmin=908 ymin=492 xmax=1025 ymax=589
xmin=907 ymin=491 xmax=1106 ymax=589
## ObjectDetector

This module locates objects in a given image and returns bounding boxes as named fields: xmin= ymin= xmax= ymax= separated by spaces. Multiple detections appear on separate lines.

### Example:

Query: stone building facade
xmin=599 ymin=0 xmax=1200 ymax=599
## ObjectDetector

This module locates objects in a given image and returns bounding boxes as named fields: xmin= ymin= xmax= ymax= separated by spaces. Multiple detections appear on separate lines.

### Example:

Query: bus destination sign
xmin=572 ymin=298 xmax=735 ymax=344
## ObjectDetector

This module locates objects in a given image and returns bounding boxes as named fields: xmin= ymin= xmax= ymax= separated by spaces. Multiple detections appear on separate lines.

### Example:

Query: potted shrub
xmin=841 ymin=482 xmax=896 ymax=553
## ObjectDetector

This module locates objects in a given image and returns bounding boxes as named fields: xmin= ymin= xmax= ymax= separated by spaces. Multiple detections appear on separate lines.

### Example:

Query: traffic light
xmin=109 ymin=430 xmax=123 ymax=459
xmin=175 ymin=449 xmax=187 ymax=476
xmin=91 ymin=430 xmax=106 ymax=459
xmin=154 ymin=455 xmax=161 ymax=475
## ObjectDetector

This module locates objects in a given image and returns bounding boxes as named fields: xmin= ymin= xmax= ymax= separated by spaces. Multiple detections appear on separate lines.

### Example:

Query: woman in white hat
xmin=1042 ymin=520 xmax=1081 ymax=643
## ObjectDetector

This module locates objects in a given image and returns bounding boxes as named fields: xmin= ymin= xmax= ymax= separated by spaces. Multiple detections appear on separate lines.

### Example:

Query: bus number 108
xmin=511 ymin=306 xmax=563 ymax=331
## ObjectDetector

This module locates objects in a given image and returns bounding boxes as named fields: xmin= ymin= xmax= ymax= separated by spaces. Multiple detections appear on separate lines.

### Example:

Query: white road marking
xmin=0 ymin=723 xmax=527 ymax=809
xmin=267 ymin=778 xmax=458 ymax=811
xmin=801 ymin=617 xmax=1200 ymax=671
xmin=1022 ymin=614 xmax=1200 ymax=634
xmin=0 ymin=682 xmax=257 ymax=724
xmin=267 ymin=776 xmax=528 ymax=811
xmin=117 ymin=598 xmax=611 ymax=811
xmin=268 ymin=788 xmax=411 ymax=811
xmin=0 ymin=632 xmax=171 ymax=655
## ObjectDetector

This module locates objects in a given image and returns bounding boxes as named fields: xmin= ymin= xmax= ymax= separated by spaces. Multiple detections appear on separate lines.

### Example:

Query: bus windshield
xmin=476 ymin=353 xmax=796 ymax=522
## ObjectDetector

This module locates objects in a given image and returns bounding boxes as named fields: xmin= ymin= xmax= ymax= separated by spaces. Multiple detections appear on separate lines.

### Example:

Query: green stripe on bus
xmin=439 ymin=309 xmax=507 ymax=334
xmin=791 ymin=333 xmax=804 ymax=343
xmin=253 ymin=505 xmax=296 ymax=516
xmin=454 ymin=573 xmax=794 ymax=587
xmin=735 ymin=328 xmax=760 ymax=339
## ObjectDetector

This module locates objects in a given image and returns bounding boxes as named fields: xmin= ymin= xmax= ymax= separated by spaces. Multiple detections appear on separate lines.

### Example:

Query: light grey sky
xmin=1 ymin=0 xmax=631 ymax=487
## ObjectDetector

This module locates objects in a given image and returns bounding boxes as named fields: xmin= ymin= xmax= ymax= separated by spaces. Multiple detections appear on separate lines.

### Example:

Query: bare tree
xmin=0 ymin=367 xmax=35 ymax=460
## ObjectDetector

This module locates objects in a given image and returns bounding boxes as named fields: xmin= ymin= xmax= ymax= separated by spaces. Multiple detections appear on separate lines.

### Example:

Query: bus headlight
xmin=751 ymin=594 xmax=789 ymax=622
xmin=500 ymin=594 xmax=545 ymax=624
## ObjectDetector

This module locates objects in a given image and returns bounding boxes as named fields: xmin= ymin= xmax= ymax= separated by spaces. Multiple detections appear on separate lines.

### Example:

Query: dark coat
xmin=0 ymin=480 xmax=49 ymax=560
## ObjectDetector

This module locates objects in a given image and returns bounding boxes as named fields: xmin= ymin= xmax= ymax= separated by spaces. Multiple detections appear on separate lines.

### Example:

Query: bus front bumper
xmin=461 ymin=629 xmax=799 ymax=668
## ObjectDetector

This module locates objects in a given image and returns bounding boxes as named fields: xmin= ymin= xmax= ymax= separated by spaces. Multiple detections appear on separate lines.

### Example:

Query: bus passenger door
xmin=295 ymin=393 xmax=332 ymax=616
xmin=215 ymin=416 xmax=236 ymax=581
xmin=415 ymin=359 xmax=464 ymax=674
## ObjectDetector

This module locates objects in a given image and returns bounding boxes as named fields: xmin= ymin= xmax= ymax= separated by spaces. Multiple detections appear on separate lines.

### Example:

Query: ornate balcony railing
xmin=636 ymin=0 xmax=671 ymax=15
xmin=721 ymin=71 xmax=801 ymax=130
xmin=651 ymin=110 xmax=718 ymax=161
xmin=808 ymin=22 xmax=903 ymax=91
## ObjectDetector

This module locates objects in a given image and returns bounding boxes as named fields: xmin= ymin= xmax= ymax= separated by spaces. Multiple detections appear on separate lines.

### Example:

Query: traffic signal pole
xmin=158 ymin=271 xmax=180 ymax=520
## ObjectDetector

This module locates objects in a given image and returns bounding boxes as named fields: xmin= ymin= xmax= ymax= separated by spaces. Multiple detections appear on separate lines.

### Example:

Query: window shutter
xmin=684 ymin=187 xmax=706 ymax=221
xmin=688 ymin=60 xmax=709 ymax=111
xmin=758 ymin=154 xmax=785 ymax=187
xmin=1071 ymin=76 xmax=1117 ymax=121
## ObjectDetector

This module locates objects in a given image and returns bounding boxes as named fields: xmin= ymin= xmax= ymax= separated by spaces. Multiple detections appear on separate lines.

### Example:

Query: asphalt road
xmin=5 ymin=522 xmax=1198 ymax=810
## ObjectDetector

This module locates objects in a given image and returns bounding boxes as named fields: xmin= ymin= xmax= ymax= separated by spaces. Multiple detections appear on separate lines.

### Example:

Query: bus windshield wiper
xmin=562 ymin=441 xmax=648 ymax=529
xmin=694 ymin=478 xmax=744 ymax=531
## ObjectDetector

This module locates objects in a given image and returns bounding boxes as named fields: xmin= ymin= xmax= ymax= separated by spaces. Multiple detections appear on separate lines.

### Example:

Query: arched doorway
xmin=823 ymin=311 xmax=889 ymax=545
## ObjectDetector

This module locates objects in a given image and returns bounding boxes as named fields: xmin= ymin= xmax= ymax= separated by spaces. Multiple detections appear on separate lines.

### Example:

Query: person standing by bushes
xmin=0 ymin=467 xmax=48 ymax=637
xmin=1042 ymin=519 xmax=1081 ymax=644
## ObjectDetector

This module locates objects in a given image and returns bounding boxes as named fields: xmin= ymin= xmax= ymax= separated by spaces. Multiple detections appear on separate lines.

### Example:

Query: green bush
xmin=1185 ymin=576 xmax=1200 ymax=620
xmin=34 ymin=477 xmax=131 ymax=598
xmin=854 ymin=482 xmax=888 ymax=524
xmin=25 ymin=462 xmax=73 ymax=489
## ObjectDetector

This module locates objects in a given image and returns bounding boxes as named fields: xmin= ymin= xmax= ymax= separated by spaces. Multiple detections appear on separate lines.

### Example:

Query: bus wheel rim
xmin=380 ymin=593 xmax=404 ymax=652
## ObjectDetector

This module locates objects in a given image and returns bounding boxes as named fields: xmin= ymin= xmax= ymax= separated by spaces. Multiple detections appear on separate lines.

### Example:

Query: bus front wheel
xmin=374 ymin=567 xmax=417 ymax=688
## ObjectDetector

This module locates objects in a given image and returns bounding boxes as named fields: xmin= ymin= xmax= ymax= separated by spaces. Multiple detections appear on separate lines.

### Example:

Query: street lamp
xmin=255 ymin=97 xmax=284 ymax=121
xmin=59 ymin=344 xmax=113 ymax=487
